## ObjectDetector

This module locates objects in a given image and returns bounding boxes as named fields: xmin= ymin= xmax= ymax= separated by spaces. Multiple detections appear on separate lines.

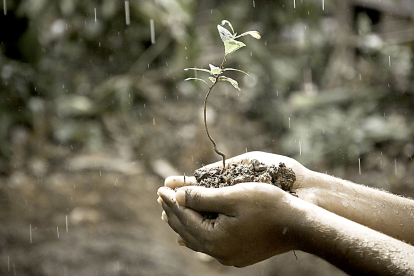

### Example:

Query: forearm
xmin=293 ymin=198 xmax=414 ymax=275
xmin=295 ymin=171 xmax=414 ymax=244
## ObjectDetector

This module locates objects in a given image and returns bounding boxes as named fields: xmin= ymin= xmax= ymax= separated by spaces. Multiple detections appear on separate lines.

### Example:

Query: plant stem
xmin=204 ymin=81 xmax=226 ymax=169
xmin=203 ymin=55 xmax=228 ymax=170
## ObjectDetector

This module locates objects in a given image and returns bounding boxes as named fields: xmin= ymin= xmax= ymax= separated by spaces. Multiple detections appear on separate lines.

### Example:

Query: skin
xmin=157 ymin=151 xmax=414 ymax=274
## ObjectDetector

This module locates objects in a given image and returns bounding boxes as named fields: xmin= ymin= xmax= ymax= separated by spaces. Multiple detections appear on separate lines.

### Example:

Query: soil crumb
xmin=194 ymin=159 xmax=296 ymax=193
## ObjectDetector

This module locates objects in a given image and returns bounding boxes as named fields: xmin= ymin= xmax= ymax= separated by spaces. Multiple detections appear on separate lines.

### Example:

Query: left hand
xmin=157 ymin=183 xmax=302 ymax=267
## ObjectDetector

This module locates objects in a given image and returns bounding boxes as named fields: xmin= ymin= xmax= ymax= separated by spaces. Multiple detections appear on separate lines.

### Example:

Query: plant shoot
xmin=185 ymin=20 xmax=261 ymax=169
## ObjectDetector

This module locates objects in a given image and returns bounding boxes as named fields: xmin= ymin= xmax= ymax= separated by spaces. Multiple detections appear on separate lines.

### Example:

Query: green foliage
xmin=185 ymin=20 xmax=260 ymax=91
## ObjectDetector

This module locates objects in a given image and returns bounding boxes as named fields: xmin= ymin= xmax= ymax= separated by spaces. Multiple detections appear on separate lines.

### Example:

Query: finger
xmin=165 ymin=176 xmax=197 ymax=189
xmin=175 ymin=186 xmax=237 ymax=214
xmin=177 ymin=235 xmax=186 ymax=246
xmin=161 ymin=200 xmax=205 ymax=252
xmin=158 ymin=187 xmax=179 ymax=211
xmin=161 ymin=211 xmax=168 ymax=222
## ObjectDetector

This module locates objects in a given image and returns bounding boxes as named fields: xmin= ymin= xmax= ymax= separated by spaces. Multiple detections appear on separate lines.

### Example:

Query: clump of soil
xmin=194 ymin=159 xmax=296 ymax=193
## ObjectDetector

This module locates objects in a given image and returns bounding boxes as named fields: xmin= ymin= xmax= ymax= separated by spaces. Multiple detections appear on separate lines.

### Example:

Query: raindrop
xmin=299 ymin=141 xmax=301 ymax=155
xmin=322 ymin=0 xmax=324 ymax=10
xmin=150 ymin=19 xmax=155 ymax=44
xmin=66 ymin=215 xmax=68 ymax=233
xmin=389 ymin=56 xmax=391 ymax=67
xmin=358 ymin=158 xmax=361 ymax=175
xmin=288 ymin=117 xmax=291 ymax=129
xmin=29 ymin=224 xmax=32 ymax=243
xmin=359 ymin=74 xmax=361 ymax=80
xmin=125 ymin=1 xmax=130 ymax=25
xmin=94 ymin=8 xmax=97 ymax=22
xmin=294 ymin=0 xmax=296 ymax=8
xmin=57 ymin=227 xmax=60 ymax=238
xmin=3 ymin=0 xmax=6 ymax=15
xmin=253 ymin=0 xmax=255 ymax=7
xmin=394 ymin=159 xmax=397 ymax=175
xmin=153 ymin=118 xmax=156 ymax=125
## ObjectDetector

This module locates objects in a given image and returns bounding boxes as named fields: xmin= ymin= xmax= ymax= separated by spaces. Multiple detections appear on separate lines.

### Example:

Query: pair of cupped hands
xmin=157 ymin=151 xmax=313 ymax=267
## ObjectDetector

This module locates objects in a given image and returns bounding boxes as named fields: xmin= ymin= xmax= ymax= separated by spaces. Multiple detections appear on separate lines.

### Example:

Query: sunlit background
xmin=1 ymin=0 xmax=414 ymax=275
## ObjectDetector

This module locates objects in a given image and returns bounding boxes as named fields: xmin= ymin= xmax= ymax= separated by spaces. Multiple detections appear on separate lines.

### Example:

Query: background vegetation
xmin=1 ymin=0 xmax=413 ymax=275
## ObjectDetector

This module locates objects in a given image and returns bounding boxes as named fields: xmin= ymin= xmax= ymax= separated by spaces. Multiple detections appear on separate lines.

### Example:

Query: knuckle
xmin=188 ymin=188 xmax=203 ymax=208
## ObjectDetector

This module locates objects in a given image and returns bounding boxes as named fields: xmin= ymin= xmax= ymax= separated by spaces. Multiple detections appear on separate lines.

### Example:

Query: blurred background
xmin=1 ymin=0 xmax=414 ymax=275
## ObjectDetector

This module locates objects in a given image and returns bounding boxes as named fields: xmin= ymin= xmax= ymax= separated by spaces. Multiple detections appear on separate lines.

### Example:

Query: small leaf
xmin=184 ymin=78 xmax=210 ymax=87
xmin=224 ymin=40 xmax=246 ymax=55
xmin=209 ymin=64 xmax=222 ymax=75
xmin=219 ymin=76 xmax=241 ymax=91
xmin=208 ymin=77 xmax=216 ymax=83
xmin=223 ymin=68 xmax=249 ymax=76
xmin=221 ymin=20 xmax=235 ymax=34
xmin=217 ymin=25 xmax=234 ymax=42
xmin=184 ymin=68 xmax=213 ymax=75
xmin=235 ymin=31 xmax=261 ymax=40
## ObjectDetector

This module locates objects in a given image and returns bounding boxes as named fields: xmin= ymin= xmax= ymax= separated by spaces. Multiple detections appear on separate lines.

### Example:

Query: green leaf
xmin=221 ymin=20 xmax=235 ymax=34
xmin=235 ymin=31 xmax=261 ymax=40
xmin=222 ymin=68 xmax=249 ymax=76
xmin=219 ymin=76 xmax=241 ymax=91
xmin=208 ymin=77 xmax=216 ymax=83
xmin=209 ymin=64 xmax=222 ymax=75
xmin=224 ymin=40 xmax=246 ymax=55
xmin=184 ymin=68 xmax=213 ymax=75
xmin=217 ymin=25 xmax=234 ymax=42
xmin=184 ymin=78 xmax=210 ymax=87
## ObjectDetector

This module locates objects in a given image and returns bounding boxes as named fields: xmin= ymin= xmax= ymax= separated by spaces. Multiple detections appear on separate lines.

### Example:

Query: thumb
xmin=176 ymin=186 xmax=235 ymax=214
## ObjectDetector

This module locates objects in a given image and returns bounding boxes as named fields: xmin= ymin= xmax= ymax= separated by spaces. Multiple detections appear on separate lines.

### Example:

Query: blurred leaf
xmin=224 ymin=40 xmax=246 ymax=55
xmin=222 ymin=68 xmax=249 ymax=76
xmin=208 ymin=77 xmax=216 ymax=83
xmin=219 ymin=76 xmax=240 ymax=91
xmin=235 ymin=31 xmax=261 ymax=40
xmin=220 ymin=20 xmax=235 ymax=34
xmin=184 ymin=68 xmax=213 ymax=75
xmin=184 ymin=78 xmax=210 ymax=87
xmin=217 ymin=25 xmax=234 ymax=42
xmin=208 ymin=64 xmax=222 ymax=75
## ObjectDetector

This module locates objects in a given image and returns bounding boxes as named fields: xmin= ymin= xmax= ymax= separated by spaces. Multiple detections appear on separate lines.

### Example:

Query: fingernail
xmin=175 ymin=189 xmax=186 ymax=206
xmin=178 ymin=239 xmax=186 ymax=246
xmin=157 ymin=197 xmax=163 ymax=205
xmin=161 ymin=211 xmax=168 ymax=223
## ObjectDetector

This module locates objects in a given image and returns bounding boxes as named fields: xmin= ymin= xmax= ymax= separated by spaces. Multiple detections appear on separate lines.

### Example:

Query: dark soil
xmin=194 ymin=159 xmax=296 ymax=193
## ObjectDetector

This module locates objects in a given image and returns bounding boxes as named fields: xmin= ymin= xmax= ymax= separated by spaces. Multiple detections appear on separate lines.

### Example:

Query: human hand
xmin=157 ymin=183 xmax=303 ymax=267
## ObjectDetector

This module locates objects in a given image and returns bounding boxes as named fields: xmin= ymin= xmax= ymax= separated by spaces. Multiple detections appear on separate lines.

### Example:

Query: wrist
xmin=293 ymin=169 xmax=325 ymax=207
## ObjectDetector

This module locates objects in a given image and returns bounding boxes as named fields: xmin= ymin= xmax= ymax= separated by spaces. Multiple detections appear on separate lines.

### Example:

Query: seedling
xmin=185 ymin=20 xmax=261 ymax=169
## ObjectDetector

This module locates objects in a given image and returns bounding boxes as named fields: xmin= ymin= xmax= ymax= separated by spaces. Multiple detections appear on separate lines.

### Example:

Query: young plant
xmin=185 ymin=20 xmax=261 ymax=169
